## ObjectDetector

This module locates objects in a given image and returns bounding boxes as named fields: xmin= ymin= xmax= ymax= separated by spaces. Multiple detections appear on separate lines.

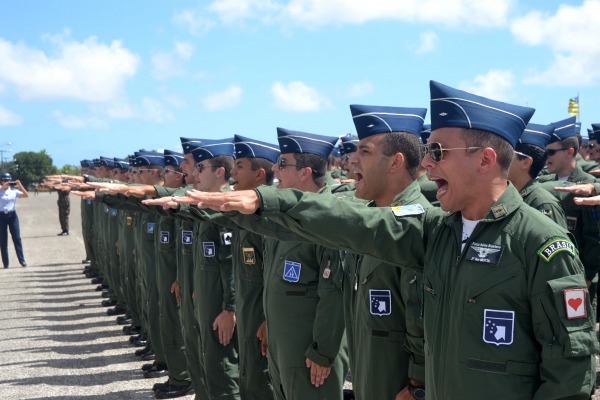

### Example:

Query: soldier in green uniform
xmin=197 ymin=129 xmax=350 ymax=400
xmin=341 ymin=104 xmax=431 ymax=400
xmin=228 ymin=134 xmax=278 ymax=400
xmin=56 ymin=187 xmax=70 ymax=236
xmin=79 ymin=160 xmax=96 ymax=267
xmin=507 ymin=123 xmax=567 ymax=228
xmin=191 ymin=81 xmax=598 ymax=399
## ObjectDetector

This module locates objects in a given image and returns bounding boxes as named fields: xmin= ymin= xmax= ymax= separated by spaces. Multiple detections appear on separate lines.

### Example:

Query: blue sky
xmin=1 ymin=0 xmax=599 ymax=167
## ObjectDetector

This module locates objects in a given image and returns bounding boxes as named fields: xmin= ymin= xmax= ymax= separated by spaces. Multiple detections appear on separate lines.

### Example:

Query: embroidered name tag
xmin=483 ymin=309 xmax=514 ymax=346
xmin=370 ymin=289 xmax=391 ymax=316
xmin=203 ymin=242 xmax=215 ymax=257
xmin=466 ymin=242 xmax=504 ymax=265
xmin=182 ymin=230 xmax=193 ymax=245
xmin=243 ymin=247 xmax=255 ymax=265
xmin=391 ymin=204 xmax=425 ymax=217
xmin=283 ymin=260 xmax=301 ymax=283
xmin=564 ymin=288 xmax=587 ymax=319
xmin=538 ymin=239 xmax=575 ymax=262
xmin=160 ymin=231 xmax=170 ymax=244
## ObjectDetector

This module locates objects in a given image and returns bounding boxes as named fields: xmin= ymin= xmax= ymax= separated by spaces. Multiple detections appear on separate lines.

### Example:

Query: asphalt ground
xmin=0 ymin=192 xmax=598 ymax=399
xmin=0 ymin=192 xmax=179 ymax=399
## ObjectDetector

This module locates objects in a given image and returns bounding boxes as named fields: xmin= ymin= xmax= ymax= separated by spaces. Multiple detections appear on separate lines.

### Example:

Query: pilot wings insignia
xmin=466 ymin=242 xmax=504 ymax=265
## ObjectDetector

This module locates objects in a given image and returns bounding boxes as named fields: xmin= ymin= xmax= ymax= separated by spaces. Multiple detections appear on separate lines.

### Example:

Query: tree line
xmin=1 ymin=150 xmax=80 ymax=188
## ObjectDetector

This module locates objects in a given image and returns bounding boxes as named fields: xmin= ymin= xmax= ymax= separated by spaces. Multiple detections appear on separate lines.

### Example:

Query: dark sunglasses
xmin=195 ymin=163 xmax=219 ymax=173
xmin=423 ymin=142 xmax=483 ymax=162
xmin=162 ymin=168 xmax=185 ymax=175
xmin=545 ymin=148 xmax=570 ymax=157
xmin=276 ymin=156 xmax=305 ymax=170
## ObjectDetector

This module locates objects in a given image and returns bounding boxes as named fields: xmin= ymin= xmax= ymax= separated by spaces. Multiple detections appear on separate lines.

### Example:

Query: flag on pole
xmin=568 ymin=96 xmax=579 ymax=117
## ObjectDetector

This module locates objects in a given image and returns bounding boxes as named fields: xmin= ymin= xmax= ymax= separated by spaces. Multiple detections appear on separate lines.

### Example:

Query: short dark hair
xmin=379 ymin=132 xmax=424 ymax=180
xmin=559 ymin=136 xmax=579 ymax=155
xmin=514 ymin=143 xmax=547 ymax=179
xmin=209 ymin=155 xmax=234 ymax=181
xmin=576 ymin=134 xmax=583 ymax=148
xmin=460 ymin=129 xmax=514 ymax=175
xmin=250 ymin=158 xmax=275 ymax=186
xmin=293 ymin=153 xmax=328 ymax=187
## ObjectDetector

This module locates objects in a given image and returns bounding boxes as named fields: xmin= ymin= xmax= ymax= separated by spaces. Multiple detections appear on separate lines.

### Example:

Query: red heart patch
xmin=568 ymin=298 xmax=582 ymax=311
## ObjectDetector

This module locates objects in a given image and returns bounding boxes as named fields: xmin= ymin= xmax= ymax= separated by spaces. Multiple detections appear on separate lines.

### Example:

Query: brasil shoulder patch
xmin=538 ymin=238 xmax=576 ymax=262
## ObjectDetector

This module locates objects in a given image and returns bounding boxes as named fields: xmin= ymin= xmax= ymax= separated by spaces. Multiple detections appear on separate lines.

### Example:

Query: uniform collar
xmin=518 ymin=179 xmax=539 ymax=198
xmin=444 ymin=182 xmax=523 ymax=225
xmin=365 ymin=180 xmax=423 ymax=208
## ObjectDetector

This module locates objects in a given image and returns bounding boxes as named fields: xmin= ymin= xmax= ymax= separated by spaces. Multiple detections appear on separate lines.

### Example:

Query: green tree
xmin=12 ymin=150 xmax=58 ymax=187
xmin=59 ymin=164 xmax=81 ymax=175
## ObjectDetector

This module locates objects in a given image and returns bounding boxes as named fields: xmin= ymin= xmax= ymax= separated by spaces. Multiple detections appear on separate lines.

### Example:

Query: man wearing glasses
xmin=507 ymin=123 xmax=566 ymax=228
xmin=190 ymin=81 xmax=598 ymax=399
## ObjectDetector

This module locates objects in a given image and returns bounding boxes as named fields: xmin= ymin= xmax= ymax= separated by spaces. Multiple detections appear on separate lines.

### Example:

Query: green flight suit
xmin=227 ymin=186 xmax=349 ymax=400
xmin=154 ymin=209 xmax=191 ymax=387
xmin=81 ymin=196 xmax=96 ymax=270
xmin=519 ymin=179 xmax=567 ymax=229
xmin=57 ymin=189 xmax=70 ymax=233
xmin=155 ymin=186 xmax=211 ymax=398
xmin=172 ymin=192 xmax=241 ymax=399
xmin=345 ymin=180 xmax=431 ymax=399
xmin=576 ymin=154 xmax=599 ymax=173
xmin=252 ymin=183 xmax=598 ymax=400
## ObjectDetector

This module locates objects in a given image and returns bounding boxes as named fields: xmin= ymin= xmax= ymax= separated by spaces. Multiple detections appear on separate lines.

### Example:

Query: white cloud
xmin=201 ymin=85 xmax=243 ymax=111
xmin=173 ymin=9 xmax=216 ymax=35
xmin=0 ymin=34 xmax=139 ymax=102
xmin=0 ymin=105 xmax=23 ymax=126
xmin=141 ymin=97 xmax=175 ymax=122
xmin=347 ymin=81 xmax=374 ymax=98
xmin=53 ymin=110 xmax=109 ymax=129
xmin=205 ymin=0 xmax=513 ymax=28
xmin=416 ymin=31 xmax=438 ymax=54
xmin=55 ymin=97 xmax=174 ymax=129
xmin=151 ymin=42 xmax=195 ymax=80
xmin=458 ymin=70 xmax=515 ymax=102
xmin=271 ymin=81 xmax=329 ymax=112
xmin=511 ymin=0 xmax=600 ymax=86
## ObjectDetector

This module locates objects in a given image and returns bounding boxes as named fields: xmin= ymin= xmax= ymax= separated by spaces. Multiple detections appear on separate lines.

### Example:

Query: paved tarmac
xmin=1 ymin=192 xmax=599 ymax=399
xmin=0 ymin=192 xmax=183 ymax=399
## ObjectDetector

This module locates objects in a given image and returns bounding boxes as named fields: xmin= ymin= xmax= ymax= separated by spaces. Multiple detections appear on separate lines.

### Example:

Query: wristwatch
xmin=408 ymin=382 xmax=425 ymax=400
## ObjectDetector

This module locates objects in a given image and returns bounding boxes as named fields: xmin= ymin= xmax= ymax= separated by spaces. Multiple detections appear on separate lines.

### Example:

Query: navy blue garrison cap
xmin=113 ymin=158 xmax=130 ymax=170
xmin=575 ymin=122 xmax=581 ymax=134
xmin=276 ymin=128 xmax=338 ymax=159
xmin=191 ymin=138 xmax=235 ymax=163
xmin=180 ymin=137 xmax=204 ymax=155
xmin=135 ymin=151 xmax=165 ymax=167
xmin=99 ymin=156 xmax=115 ymax=168
xmin=420 ymin=124 xmax=432 ymax=145
xmin=234 ymin=134 xmax=280 ymax=163
xmin=164 ymin=150 xmax=184 ymax=167
xmin=430 ymin=80 xmax=535 ymax=147
xmin=80 ymin=160 xmax=93 ymax=168
xmin=591 ymin=124 xmax=600 ymax=141
xmin=128 ymin=155 xmax=137 ymax=167
xmin=549 ymin=116 xmax=577 ymax=143
xmin=350 ymin=104 xmax=426 ymax=139
xmin=518 ymin=123 xmax=555 ymax=150
xmin=340 ymin=135 xmax=359 ymax=154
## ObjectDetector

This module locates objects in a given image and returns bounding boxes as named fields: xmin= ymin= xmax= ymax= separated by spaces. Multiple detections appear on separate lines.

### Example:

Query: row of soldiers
xmin=49 ymin=80 xmax=600 ymax=400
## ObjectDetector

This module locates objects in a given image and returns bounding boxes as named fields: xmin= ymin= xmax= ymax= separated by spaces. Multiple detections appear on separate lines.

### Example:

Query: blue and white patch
xmin=483 ymin=309 xmax=514 ymax=346
xmin=86 ymin=199 xmax=92 ymax=205
xmin=223 ymin=232 xmax=232 ymax=246
xmin=203 ymin=242 xmax=216 ymax=257
xmin=283 ymin=260 xmax=301 ymax=283
xmin=147 ymin=223 xmax=155 ymax=234
xmin=182 ymin=230 xmax=193 ymax=245
xmin=391 ymin=204 xmax=425 ymax=217
xmin=104 ymin=206 xmax=109 ymax=214
xmin=160 ymin=231 xmax=170 ymax=244
xmin=111 ymin=208 xmax=118 ymax=217
xmin=370 ymin=289 xmax=391 ymax=316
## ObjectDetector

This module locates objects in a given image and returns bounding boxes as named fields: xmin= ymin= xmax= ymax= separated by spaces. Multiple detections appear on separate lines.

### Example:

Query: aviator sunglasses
xmin=423 ymin=142 xmax=483 ymax=162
